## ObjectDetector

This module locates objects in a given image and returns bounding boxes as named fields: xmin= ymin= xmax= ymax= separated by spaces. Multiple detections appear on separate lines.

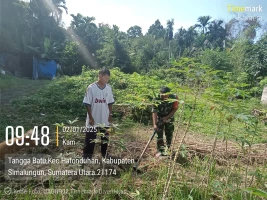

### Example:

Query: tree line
xmin=0 ymin=0 xmax=266 ymax=88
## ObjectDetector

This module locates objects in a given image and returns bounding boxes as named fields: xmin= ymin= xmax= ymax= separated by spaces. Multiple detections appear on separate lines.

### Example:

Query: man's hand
xmin=89 ymin=118 xmax=94 ymax=126
xmin=153 ymin=124 xmax=158 ymax=131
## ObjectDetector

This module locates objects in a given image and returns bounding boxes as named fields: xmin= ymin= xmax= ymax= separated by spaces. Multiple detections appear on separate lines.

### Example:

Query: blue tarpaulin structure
xmin=33 ymin=58 xmax=57 ymax=80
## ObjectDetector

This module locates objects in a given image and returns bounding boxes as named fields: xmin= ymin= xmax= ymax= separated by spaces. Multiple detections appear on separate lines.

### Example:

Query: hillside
xmin=1 ymin=67 xmax=267 ymax=199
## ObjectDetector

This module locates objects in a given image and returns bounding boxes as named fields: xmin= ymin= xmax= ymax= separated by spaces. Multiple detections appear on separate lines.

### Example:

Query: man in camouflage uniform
xmin=152 ymin=86 xmax=179 ymax=157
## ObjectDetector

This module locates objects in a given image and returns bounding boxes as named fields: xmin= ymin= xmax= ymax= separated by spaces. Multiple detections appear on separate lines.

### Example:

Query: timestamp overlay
xmin=3 ymin=125 xmax=135 ymax=186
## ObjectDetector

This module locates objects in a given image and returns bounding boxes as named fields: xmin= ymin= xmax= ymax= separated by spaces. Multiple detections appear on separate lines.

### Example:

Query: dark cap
xmin=160 ymin=86 xmax=170 ymax=94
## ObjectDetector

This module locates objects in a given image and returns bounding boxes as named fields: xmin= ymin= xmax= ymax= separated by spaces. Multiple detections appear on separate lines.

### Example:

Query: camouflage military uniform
xmin=152 ymin=94 xmax=178 ymax=154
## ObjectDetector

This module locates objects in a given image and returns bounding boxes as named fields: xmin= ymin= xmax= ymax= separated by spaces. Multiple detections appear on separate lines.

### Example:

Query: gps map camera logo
xmin=227 ymin=4 xmax=263 ymax=21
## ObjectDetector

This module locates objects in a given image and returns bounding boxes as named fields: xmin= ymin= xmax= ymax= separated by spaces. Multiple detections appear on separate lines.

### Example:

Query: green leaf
xmin=245 ymin=187 xmax=267 ymax=198
xmin=44 ymin=37 xmax=51 ymax=54
xmin=188 ymin=195 xmax=193 ymax=200
xmin=53 ymin=123 xmax=65 ymax=127
xmin=235 ymin=114 xmax=249 ymax=122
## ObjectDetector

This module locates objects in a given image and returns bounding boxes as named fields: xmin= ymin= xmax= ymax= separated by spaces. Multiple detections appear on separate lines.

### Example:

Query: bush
xmin=201 ymin=49 xmax=233 ymax=71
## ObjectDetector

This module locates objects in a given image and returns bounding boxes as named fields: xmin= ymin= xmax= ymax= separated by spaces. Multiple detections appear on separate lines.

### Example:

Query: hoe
xmin=133 ymin=120 xmax=164 ymax=171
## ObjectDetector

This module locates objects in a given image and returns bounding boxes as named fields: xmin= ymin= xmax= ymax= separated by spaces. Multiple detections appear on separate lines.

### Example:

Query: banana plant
xmin=27 ymin=37 xmax=63 ymax=59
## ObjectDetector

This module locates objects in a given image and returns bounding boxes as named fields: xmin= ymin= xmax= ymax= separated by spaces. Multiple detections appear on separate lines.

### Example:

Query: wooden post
xmin=261 ymin=86 xmax=267 ymax=105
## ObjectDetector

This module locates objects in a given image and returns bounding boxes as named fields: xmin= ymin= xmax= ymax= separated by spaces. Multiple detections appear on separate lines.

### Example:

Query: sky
xmin=62 ymin=0 xmax=267 ymax=34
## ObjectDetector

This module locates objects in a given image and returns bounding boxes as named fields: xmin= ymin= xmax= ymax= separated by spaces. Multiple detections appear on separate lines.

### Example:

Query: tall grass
xmin=1 ymin=66 xmax=267 ymax=199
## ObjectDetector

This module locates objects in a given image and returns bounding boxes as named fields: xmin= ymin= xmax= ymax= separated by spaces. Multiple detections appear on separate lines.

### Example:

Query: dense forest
xmin=1 ymin=0 xmax=267 ymax=94
xmin=1 ymin=1 xmax=267 ymax=199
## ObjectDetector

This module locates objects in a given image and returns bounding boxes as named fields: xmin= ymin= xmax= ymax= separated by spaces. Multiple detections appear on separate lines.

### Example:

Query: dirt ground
xmin=0 ymin=125 xmax=267 ymax=196
xmin=121 ymin=127 xmax=267 ymax=167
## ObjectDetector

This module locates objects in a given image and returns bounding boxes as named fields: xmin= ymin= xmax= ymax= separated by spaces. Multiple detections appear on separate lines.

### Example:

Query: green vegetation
xmin=1 ymin=65 xmax=267 ymax=199
xmin=1 ymin=1 xmax=267 ymax=83
xmin=1 ymin=65 xmax=266 ymax=142
xmin=0 ymin=74 xmax=37 ymax=91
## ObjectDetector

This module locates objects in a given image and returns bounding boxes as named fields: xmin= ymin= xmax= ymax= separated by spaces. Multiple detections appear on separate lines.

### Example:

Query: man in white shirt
xmin=83 ymin=68 xmax=115 ymax=159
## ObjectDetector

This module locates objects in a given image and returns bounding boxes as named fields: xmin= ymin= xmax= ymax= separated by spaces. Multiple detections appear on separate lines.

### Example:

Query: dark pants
xmin=83 ymin=127 xmax=109 ymax=159
xmin=156 ymin=118 xmax=174 ymax=153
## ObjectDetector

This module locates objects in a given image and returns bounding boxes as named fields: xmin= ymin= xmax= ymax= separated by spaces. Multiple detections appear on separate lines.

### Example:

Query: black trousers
xmin=83 ymin=127 xmax=109 ymax=159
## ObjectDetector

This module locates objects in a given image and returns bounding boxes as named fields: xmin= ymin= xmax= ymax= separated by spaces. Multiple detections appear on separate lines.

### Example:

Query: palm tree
xmin=174 ymin=26 xmax=198 ymax=57
xmin=165 ymin=19 xmax=174 ymax=42
xmin=195 ymin=16 xmax=212 ymax=34
xmin=52 ymin=0 xmax=68 ymax=24
xmin=174 ymin=27 xmax=186 ymax=57
xmin=185 ymin=26 xmax=198 ymax=48
xmin=70 ymin=14 xmax=97 ymax=30
xmin=70 ymin=14 xmax=98 ymax=52
xmin=30 ymin=0 xmax=68 ymax=24
xmin=207 ymin=20 xmax=226 ymax=48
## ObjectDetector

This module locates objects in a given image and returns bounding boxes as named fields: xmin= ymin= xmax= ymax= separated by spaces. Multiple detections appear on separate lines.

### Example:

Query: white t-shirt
xmin=83 ymin=82 xmax=115 ymax=127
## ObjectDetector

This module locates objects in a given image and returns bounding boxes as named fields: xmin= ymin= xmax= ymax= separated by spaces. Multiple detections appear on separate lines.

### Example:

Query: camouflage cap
xmin=160 ymin=86 xmax=170 ymax=94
